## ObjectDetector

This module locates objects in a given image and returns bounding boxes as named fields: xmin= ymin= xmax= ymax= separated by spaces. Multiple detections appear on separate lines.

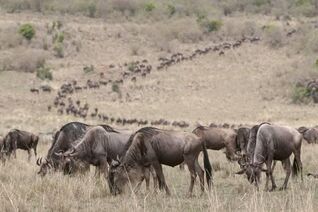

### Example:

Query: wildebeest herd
xmin=1 ymin=121 xmax=318 ymax=196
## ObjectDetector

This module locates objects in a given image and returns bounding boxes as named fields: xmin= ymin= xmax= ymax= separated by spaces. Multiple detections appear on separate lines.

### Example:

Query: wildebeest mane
xmin=124 ymin=127 xmax=161 ymax=152
xmin=99 ymin=124 xmax=119 ymax=133
xmin=192 ymin=125 xmax=209 ymax=133
xmin=59 ymin=122 xmax=89 ymax=132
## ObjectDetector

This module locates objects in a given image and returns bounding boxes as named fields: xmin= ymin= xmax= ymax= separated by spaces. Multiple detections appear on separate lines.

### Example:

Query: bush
xmin=36 ymin=65 xmax=53 ymax=80
xmin=83 ymin=65 xmax=94 ymax=73
xmin=264 ymin=24 xmax=284 ymax=48
xmin=53 ymin=32 xmax=64 ymax=43
xmin=292 ymin=85 xmax=311 ymax=103
xmin=144 ymin=2 xmax=155 ymax=12
xmin=53 ymin=42 xmax=64 ymax=58
xmin=87 ymin=2 xmax=96 ymax=18
xmin=167 ymin=4 xmax=176 ymax=17
xmin=206 ymin=20 xmax=223 ymax=32
xmin=112 ymin=83 xmax=120 ymax=93
xmin=18 ymin=23 xmax=35 ymax=40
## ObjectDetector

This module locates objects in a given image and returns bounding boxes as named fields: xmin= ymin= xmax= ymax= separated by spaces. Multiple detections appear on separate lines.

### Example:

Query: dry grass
xmin=1 ymin=9 xmax=318 ymax=212
xmin=0 ymin=142 xmax=318 ymax=211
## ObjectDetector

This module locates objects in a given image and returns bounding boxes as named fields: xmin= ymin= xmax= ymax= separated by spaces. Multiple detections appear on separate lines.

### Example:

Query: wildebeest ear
xmin=235 ymin=169 xmax=246 ymax=175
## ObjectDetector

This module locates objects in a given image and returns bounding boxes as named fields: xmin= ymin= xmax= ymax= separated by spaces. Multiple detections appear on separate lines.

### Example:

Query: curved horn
xmin=235 ymin=168 xmax=246 ymax=175
xmin=54 ymin=152 xmax=63 ymax=157
xmin=40 ymin=157 xmax=43 ymax=165
xmin=69 ymin=148 xmax=77 ymax=157
xmin=36 ymin=158 xmax=41 ymax=166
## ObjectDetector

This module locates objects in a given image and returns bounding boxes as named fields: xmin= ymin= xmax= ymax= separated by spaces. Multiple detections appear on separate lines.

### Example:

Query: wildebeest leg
xmin=94 ymin=167 xmax=101 ymax=178
xmin=33 ymin=146 xmax=37 ymax=158
xmin=100 ymin=159 xmax=109 ymax=182
xmin=150 ymin=166 xmax=158 ymax=192
xmin=184 ymin=156 xmax=197 ymax=196
xmin=293 ymin=149 xmax=303 ymax=181
xmin=194 ymin=159 xmax=204 ymax=194
xmin=152 ymin=162 xmax=170 ymax=195
xmin=179 ymin=162 xmax=185 ymax=170
xmin=280 ymin=158 xmax=291 ymax=190
xmin=140 ymin=167 xmax=150 ymax=191
xmin=12 ymin=140 xmax=17 ymax=159
xmin=267 ymin=159 xmax=277 ymax=192
xmin=27 ymin=149 xmax=31 ymax=161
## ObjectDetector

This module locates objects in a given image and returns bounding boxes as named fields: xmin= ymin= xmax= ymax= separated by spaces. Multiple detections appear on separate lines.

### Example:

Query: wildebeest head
xmin=236 ymin=127 xmax=250 ymax=156
xmin=236 ymin=164 xmax=261 ymax=185
xmin=36 ymin=157 xmax=54 ymax=176
xmin=109 ymin=159 xmax=128 ymax=195
xmin=109 ymin=133 xmax=150 ymax=195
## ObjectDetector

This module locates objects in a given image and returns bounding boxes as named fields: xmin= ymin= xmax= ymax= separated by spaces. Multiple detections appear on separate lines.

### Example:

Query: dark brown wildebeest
xmin=109 ymin=127 xmax=212 ymax=196
xmin=192 ymin=125 xmax=239 ymax=161
xmin=0 ymin=136 xmax=6 ymax=164
xmin=236 ymin=127 xmax=251 ymax=156
xmin=56 ymin=126 xmax=156 ymax=193
xmin=236 ymin=123 xmax=303 ymax=191
xmin=37 ymin=122 xmax=116 ymax=176
xmin=297 ymin=126 xmax=318 ymax=144
xmin=3 ymin=129 xmax=38 ymax=161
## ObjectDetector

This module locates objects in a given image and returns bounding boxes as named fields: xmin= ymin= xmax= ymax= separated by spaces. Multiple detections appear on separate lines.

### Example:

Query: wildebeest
xmin=37 ymin=122 xmax=117 ymax=176
xmin=236 ymin=123 xmax=303 ymax=191
xmin=298 ymin=126 xmax=318 ymax=144
xmin=192 ymin=125 xmax=239 ymax=161
xmin=3 ymin=129 xmax=38 ymax=161
xmin=0 ymin=136 xmax=6 ymax=164
xmin=109 ymin=127 xmax=212 ymax=196
xmin=236 ymin=127 xmax=251 ymax=156
xmin=56 ymin=126 xmax=156 ymax=193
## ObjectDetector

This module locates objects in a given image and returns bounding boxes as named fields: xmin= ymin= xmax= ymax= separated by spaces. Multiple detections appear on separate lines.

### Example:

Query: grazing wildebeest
xmin=109 ymin=127 xmax=212 ymax=196
xmin=192 ymin=125 xmax=239 ymax=161
xmin=3 ymin=129 xmax=38 ymax=161
xmin=37 ymin=122 xmax=116 ymax=176
xmin=0 ymin=136 xmax=6 ymax=164
xmin=297 ymin=126 xmax=318 ymax=144
xmin=56 ymin=126 xmax=156 ymax=192
xmin=236 ymin=127 xmax=251 ymax=156
xmin=236 ymin=123 xmax=303 ymax=191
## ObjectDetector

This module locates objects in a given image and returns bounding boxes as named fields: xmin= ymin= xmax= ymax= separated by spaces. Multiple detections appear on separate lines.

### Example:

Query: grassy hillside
xmin=0 ymin=2 xmax=318 ymax=211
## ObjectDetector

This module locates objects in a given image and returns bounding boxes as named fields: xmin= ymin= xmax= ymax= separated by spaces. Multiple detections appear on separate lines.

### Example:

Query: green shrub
xmin=36 ymin=65 xmax=53 ymax=80
xmin=87 ymin=3 xmax=96 ymax=18
xmin=53 ymin=32 xmax=64 ymax=43
xmin=18 ymin=23 xmax=35 ymax=40
xmin=112 ymin=83 xmax=120 ymax=93
xmin=83 ymin=65 xmax=94 ymax=73
xmin=53 ymin=42 xmax=64 ymax=58
xmin=206 ymin=20 xmax=223 ymax=32
xmin=167 ymin=4 xmax=176 ymax=17
xmin=144 ymin=2 xmax=155 ymax=12
xmin=128 ymin=62 xmax=136 ymax=71
xmin=292 ymin=85 xmax=311 ymax=103
xmin=315 ymin=59 xmax=318 ymax=68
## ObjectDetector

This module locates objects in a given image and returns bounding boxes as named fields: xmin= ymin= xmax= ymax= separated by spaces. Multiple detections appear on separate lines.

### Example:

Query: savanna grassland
xmin=1 ymin=0 xmax=318 ymax=211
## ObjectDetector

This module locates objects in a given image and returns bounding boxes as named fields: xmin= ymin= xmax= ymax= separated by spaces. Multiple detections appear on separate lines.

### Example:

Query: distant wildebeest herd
xmin=1 ymin=122 xmax=318 ymax=196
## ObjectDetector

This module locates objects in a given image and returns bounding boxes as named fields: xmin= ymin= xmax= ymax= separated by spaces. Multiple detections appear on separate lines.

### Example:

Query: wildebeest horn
xmin=69 ymin=148 xmax=76 ymax=157
xmin=116 ymin=155 xmax=120 ymax=162
xmin=54 ymin=151 xmax=63 ymax=157
xmin=235 ymin=168 xmax=246 ymax=175
xmin=36 ymin=158 xmax=41 ymax=166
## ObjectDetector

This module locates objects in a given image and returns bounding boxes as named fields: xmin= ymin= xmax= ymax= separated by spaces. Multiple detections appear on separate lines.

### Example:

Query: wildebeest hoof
xmin=279 ymin=186 xmax=287 ymax=191
xmin=269 ymin=187 xmax=277 ymax=192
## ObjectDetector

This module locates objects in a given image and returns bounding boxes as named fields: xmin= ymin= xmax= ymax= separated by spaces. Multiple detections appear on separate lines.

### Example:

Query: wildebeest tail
xmin=292 ymin=158 xmax=300 ymax=177
xmin=202 ymin=141 xmax=212 ymax=189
